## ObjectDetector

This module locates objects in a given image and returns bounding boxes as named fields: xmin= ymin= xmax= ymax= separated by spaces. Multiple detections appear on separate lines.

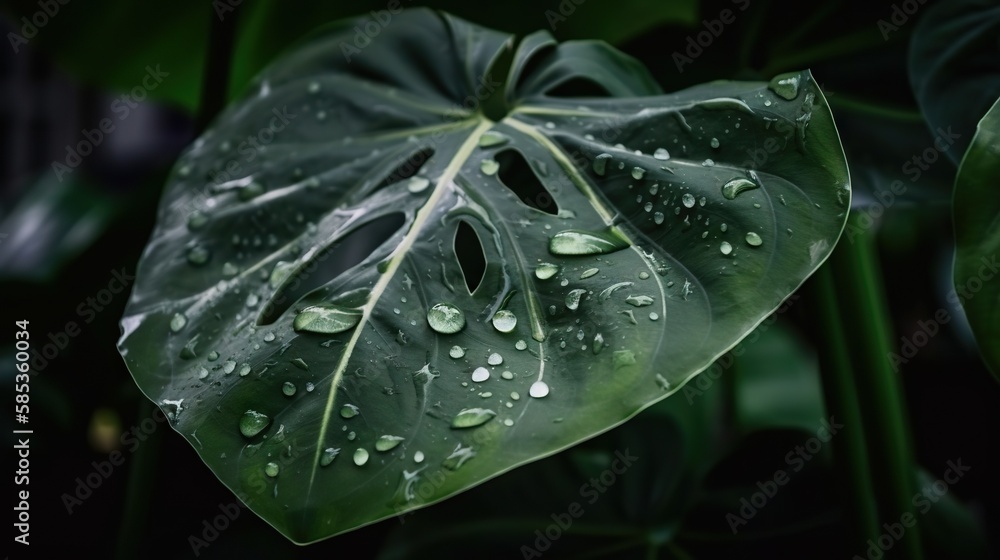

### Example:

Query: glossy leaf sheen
xmin=118 ymin=9 xmax=849 ymax=544
xmin=953 ymin=95 xmax=1000 ymax=380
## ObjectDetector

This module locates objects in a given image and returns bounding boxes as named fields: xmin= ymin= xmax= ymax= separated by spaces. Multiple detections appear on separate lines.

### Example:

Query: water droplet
xmin=472 ymin=367 xmax=490 ymax=383
xmin=263 ymin=332 xmax=275 ymax=342
xmin=282 ymin=382 xmax=296 ymax=396
xmin=426 ymin=302 xmax=465 ymax=334
xmin=515 ymin=340 xmax=527 ymax=351
xmin=639 ymin=271 xmax=650 ymax=279
xmin=245 ymin=294 xmax=259 ymax=308
xmin=702 ymin=159 xmax=715 ymax=166
xmin=347 ymin=431 xmax=356 ymax=441
xmin=487 ymin=353 xmax=503 ymax=366
xmin=710 ymin=137 xmax=720 ymax=149
xmin=593 ymin=333 xmax=605 ymax=354
xmin=291 ymin=358 xmax=309 ymax=370
xmin=529 ymin=381 xmax=550 ymax=398
xmin=451 ymin=407 xmax=496 ymax=429
xmin=492 ymin=310 xmax=517 ymax=333
xmin=550 ymin=228 xmax=629 ymax=255
xmin=626 ymin=295 xmax=654 ymax=307
xmin=745 ymin=232 xmax=763 ymax=247
xmin=479 ymin=131 xmax=509 ymax=147
xmin=722 ymin=178 xmax=759 ymax=200
xmin=580 ymin=268 xmax=599 ymax=279
xmin=340 ymin=404 xmax=359 ymax=419
xmin=682 ymin=193 xmax=696 ymax=208
xmin=353 ymin=448 xmax=369 ymax=466
xmin=720 ymin=223 xmax=728 ymax=232
xmin=198 ymin=367 xmax=209 ymax=379
xmin=239 ymin=364 xmax=251 ymax=377
xmin=414 ymin=450 xmax=425 ymax=463
xmin=308 ymin=81 xmax=321 ymax=94
xmin=631 ymin=167 xmax=646 ymax=180
xmin=407 ymin=176 xmax=430 ymax=193
xmin=449 ymin=345 xmax=466 ymax=359
xmin=649 ymin=312 xmax=659 ymax=321
xmin=320 ymin=448 xmax=340 ymax=466
xmin=480 ymin=159 xmax=499 ymax=175
xmin=222 ymin=262 xmax=238 ymax=276
xmin=501 ymin=370 xmax=514 ymax=380
xmin=223 ymin=360 xmax=236 ymax=374
xmin=535 ymin=263 xmax=560 ymax=280
xmin=375 ymin=435 xmax=404 ymax=452
xmin=699 ymin=196 xmax=706 ymax=207
xmin=238 ymin=181 xmax=265 ymax=201
xmin=768 ymin=72 xmax=801 ymax=100
xmin=239 ymin=410 xmax=270 ymax=438
xmin=565 ymin=288 xmax=586 ymax=311
xmin=265 ymin=462 xmax=279 ymax=477
xmin=169 ymin=313 xmax=187 ymax=333
xmin=613 ymin=350 xmax=636 ymax=369
xmin=187 ymin=246 xmax=211 ymax=266
xmin=187 ymin=211 xmax=208 ymax=231
xmin=592 ymin=153 xmax=613 ymax=175
xmin=720 ymin=241 xmax=733 ymax=255
xmin=269 ymin=261 xmax=295 ymax=288
xmin=294 ymin=305 xmax=362 ymax=334
xmin=653 ymin=148 xmax=670 ymax=160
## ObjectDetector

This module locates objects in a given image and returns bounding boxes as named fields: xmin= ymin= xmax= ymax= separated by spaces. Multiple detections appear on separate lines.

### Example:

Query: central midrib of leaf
xmin=307 ymin=118 xmax=496 ymax=496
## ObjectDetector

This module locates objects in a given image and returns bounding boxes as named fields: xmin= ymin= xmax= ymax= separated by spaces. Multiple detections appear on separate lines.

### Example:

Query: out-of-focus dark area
xmin=1 ymin=0 xmax=998 ymax=558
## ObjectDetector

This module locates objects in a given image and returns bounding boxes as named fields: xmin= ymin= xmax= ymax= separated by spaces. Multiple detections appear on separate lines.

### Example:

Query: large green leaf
xmin=953 ymin=95 xmax=1000 ymax=380
xmin=117 ymin=9 xmax=850 ymax=544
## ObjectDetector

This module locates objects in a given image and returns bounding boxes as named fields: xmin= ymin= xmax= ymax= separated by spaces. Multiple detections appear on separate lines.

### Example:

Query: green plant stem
xmin=820 ymin=213 xmax=922 ymax=559
xmin=811 ymin=260 xmax=881 ymax=552
xmin=115 ymin=399 xmax=162 ymax=560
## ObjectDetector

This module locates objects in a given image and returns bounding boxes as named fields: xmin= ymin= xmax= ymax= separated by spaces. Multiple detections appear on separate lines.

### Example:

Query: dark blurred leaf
xmin=908 ymin=0 xmax=1000 ymax=165
xmin=952 ymin=95 xmax=1000 ymax=380
xmin=0 ymin=171 xmax=118 ymax=280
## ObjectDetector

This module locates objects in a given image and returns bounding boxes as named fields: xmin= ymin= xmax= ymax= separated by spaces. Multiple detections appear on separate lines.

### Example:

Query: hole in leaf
xmin=372 ymin=148 xmax=435 ymax=193
xmin=545 ymin=78 xmax=613 ymax=98
xmin=454 ymin=220 xmax=486 ymax=293
xmin=496 ymin=149 xmax=559 ymax=215
xmin=256 ymin=212 xmax=406 ymax=325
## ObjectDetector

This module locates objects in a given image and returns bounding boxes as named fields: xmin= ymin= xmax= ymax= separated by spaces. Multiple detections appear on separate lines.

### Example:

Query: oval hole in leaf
xmin=546 ymin=77 xmax=613 ymax=98
xmin=372 ymin=147 xmax=435 ymax=194
xmin=454 ymin=220 xmax=486 ymax=293
xmin=256 ymin=212 xmax=406 ymax=325
xmin=496 ymin=148 xmax=559 ymax=215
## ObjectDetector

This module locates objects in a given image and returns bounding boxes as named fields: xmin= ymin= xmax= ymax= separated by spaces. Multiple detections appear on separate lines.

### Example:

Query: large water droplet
xmin=492 ymin=310 xmax=517 ymax=333
xmin=449 ymin=345 xmax=466 ymax=359
xmin=479 ymin=131 xmax=509 ymax=147
xmin=451 ymin=408 xmax=496 ymax=428
xmin=320 ymin=447 xmax=340 ymax=467
xmin=375 ymin=435 xmax=404 ymax=452
xmin=626 ymin=295 xmax=654 ymax=307
xmin=340 ymin=404 xmax=359 ymax=419
xmin=745 ymin=232 xmax=763 ymax=247
xmin=480 ymin=159 xmax=499 ymax=175
xmin=515 ymin=339 xmax=528 ymax=351
xmin=580 ymin=267 xmax=599 ymax=279
xmin=653 ymin=148 xmax=670 ymax=160
xmin=170 ymin=313 xmax=187 ymax=333
xmin=549 ymin=228 xmax=629 ymax=255
xmin=529 ymin=381 xmax=550 ymax=398
xmin=264 ymin=462 xmax=279 ymax=477
xmin=565 ymin=288 xmax=586 ymax=311
xmin=239 ymin=410 xmax=270 ymax=438
xmin=710 ymin=137 xmax=720 ymax=149
xmin=487 ymin=352 xmax=503 ymax=366
xmin=187 ymin=211 xmax=208 ymax=231
xmin=720 ymin=241 xmax=733 ymax=255
xmin=682 ymin=193 xmax=696 ymax=208
xmin=293 ymin=305 xmax=362 ymax=334
xmin=535 ymin=263 xmax=560 ymax=280
xmin=353 ymin=448 xmax=369 ymax=466
xmin=592 ymin=153 xmax=613 ymax=175
xmin=187 ymin=246 xmax=211 ymax=266
xmin=722 ymin=178 xmax=759 ymax=200
xmin=414 ymin=450 xmax=425 ymax=463
xmin=631 ymin=167 xmax=646 ymax=180
xmin=471 ymin=367 xmax=490 ymax=383
xmin=768 ymin=72 xmax=801 ymax=100
xmin=426 ymin=303 xmax=465 ymax=334
xmin=407 ymin=176 xmax=430 ymax=193
xmin=282 ymin=382 xmax=296 ymax=397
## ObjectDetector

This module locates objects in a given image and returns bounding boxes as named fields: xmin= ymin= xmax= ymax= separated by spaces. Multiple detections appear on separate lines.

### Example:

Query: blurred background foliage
xmin=0 ymin=0 xmax=997 ymax=558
